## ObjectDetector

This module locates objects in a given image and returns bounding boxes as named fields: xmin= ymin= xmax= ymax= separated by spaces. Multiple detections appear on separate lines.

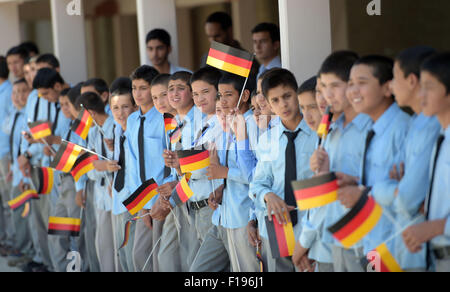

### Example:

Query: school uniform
xmin=111 ymin=125 xmax=135 ymax=272
xmin=159 ymin=106 xmax=205 ymax=272
xmin=191 ymin=110 xmax=261 ymax=272
xmin=0 ymin=80 xmax=13 ymax=248
xmin=318 ymin=113 xmax=373 ymax=272
xmin=6 ymin=107 xmax=33 ymax=257
xmin=125 ymin=106 xmax=167 ymax=272
xmin=426 ymin=126 xmax=450 ymax=272
xmin=86 ymin=116 xmax=116 ymax=272
xmin=362 ymin=103 xmax=410 ymax=259
xmin=249 ymin=118 xmax=317 ymax=272
xmin=372 ymin=113 xmax=441 ymax=271
xmin=46 ymin=108 xmax=87 ymax=272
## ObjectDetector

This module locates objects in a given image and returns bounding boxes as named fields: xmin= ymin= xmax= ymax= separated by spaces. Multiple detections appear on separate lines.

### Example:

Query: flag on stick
xmin=265 ymin=215 xmax=296 ymax=258
xmin=37 ymin=167 xmax=54 ymax=195
xmin=48 ymin=217 xmax=81 ymax=237
xmin=177 ymin=146 xmax=210 ymax=174
xmin=206 ymin=41 xmax=254 ymax=78
xmin=28 ymin=121 xmax=52 ymax=140
xmin=71 ymin=152 xmax=99 ymax=182
xmin=72 ymin=108 xmax=93 ymax=140
xmin=50 ymin=141 xmax=83 ymax=173
xmin=292 ymin=172 xmax=338 ymax=210
xmin=122 ymin=179 xmax=159 ymax=215
xmin=172 ymin=173 xmax=194 ymax=206
xmin=8 ymin=189 xmax=39 ymax=210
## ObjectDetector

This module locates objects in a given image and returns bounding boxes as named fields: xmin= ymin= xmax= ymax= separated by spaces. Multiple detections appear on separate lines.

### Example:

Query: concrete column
xmin=136 ymin=0 xmax=179 ymax=66
xmin=278 ymin=0 xmax=332 ymax=83
xmin=231 ymin=0 xmax=258 ymax=52
xmin=50 ymin=0 xmax=88 ymax=84
xmin=0 ymin=2 xmax=21 ymax=55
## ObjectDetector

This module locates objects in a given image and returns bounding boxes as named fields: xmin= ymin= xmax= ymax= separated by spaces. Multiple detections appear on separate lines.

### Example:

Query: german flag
xmin=265 ymin=215 xmax=296 ymax=258
xmin=8 ymin=189 xmax=39 ymax=210
xmin=170 ymin=126 xmax=182 ymax=144
xmin=369 ymin=243 xmax=403 ymax=272
xmin=123 ymin=179 xmax=159 ymax=215
xmin=50 ymin=141 xmax=83 ymax=173
xmin=292 ymin=172 xmax=338 ymax=210
xmin=37 ymin=167 xmax=54 ymax=195
xmin=71 ymin=152 xmax=99 ymax=182
xmin=119 ymin=221 xmax=132 ymax=250
xmin=164 ymin=113 xmax=177 ymax=133
xmin=207 ymin=41 xmax=254 ymax=78
xmin=28 ymin=121 xmax=52 ymax=140
xmin=177 ymin=146 xmax=210 ymax=174
xmin=21 ymin=202 xmax=30 ymax=218
xmin=48 ymin=217 xmax=81 ymax=237
xmin=72 ymin=108 xmax=93 ymax=140
xmin=317 ymin=106 xmax=333 ymax=139
xmin=172 ymin=173 xmax=193 ymax=206
xmin=327 ymin=194 xmax=383 ymax=249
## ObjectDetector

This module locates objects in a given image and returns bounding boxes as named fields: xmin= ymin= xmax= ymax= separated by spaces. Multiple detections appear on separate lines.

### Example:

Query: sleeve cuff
xmin=371 ymin=180 xmax=398 ymax=207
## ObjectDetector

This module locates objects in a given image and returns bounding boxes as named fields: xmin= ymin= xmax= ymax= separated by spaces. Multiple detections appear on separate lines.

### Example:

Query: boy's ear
xmin=53 ymin=83 xmax=62 ymax=92
xmin=241 ymin=89 xmax=251 ymax=104
xmin=382 ymin=80 xmax=394 ymax=98
xmin=407 ymin=73 xmax=419 ymax=89
xmin=101 ymin=92 xmax=110 ymax=103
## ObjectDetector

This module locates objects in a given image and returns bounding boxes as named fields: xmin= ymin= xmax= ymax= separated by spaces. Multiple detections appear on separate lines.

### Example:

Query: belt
xmin=60 ymin=173 xmax=72 ymax=178
xmin=189 ymin=199 xmax=209 ymax=211
xmin=433 ymin=246 xmax=450 ymax=260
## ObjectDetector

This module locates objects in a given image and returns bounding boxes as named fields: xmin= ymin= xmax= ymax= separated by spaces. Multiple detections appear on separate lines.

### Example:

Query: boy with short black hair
xmin=81 ymin=78 xmax=111 ymax=116
xmin=297 ymin=76 xmax=322 ymax=132
xmin=6 ymin=46 xmax=28 ymax=80
xmin=151 ymin=74 xmax=177 ymax=117
xmin=339 ymin=55 xmax=411 ymax=270
xmin=402 ymin=52 xmax=450 ymax=272
xmin=36 ymin=54 xmax=60 ymax=72
xmin=249 ymin=68 xmax=318 ymax=272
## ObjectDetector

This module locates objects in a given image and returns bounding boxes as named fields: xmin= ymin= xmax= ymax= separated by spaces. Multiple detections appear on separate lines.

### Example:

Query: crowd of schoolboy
xmin=0 ymin=11 xmax=448 ymax=272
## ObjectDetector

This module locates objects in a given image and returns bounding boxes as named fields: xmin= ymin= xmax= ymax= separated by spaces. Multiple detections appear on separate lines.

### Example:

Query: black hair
xmin=170 ymin=71 xmax=193 ymax=89
xmin=206 ymin=12 xmax=233 ymax=31
xmin=6 ymin=46 xmax=28 ymax=61
xmin=0 ymin=56 xmax=9 ymax=79
xmin=396 ymin=46 xmax=437 ymax=79
xmin=60 ymin=88 xmax=71 ymax=97
xmin=250 ymin=89 xmax=258 ymax=100
xmin=130 ymin=65 xmax=159 ymax=86
xmin=36 ymin=53 xmax=60 ymax=69
xmin=421 ymin=52 xmax=450 ymax=94
xmin=251 ymin=23 xmax=280 ymax=43
xmin=146 ymin=28 xmax=171 ymax=47
xmin=19 ymin=41 xmax=40 ymax=56
xmin=319 ymin=50 xmax=359 ymax=82
xmin=78 ymin=91 xmax=106 ymax=114
xmin=67 ymin=83 xmax=84 ymax=110
xmin=298 ymin=76 xmax=317 ymax=95
xmin=83 ymin=78 xmax=109 ymax=94
xmin=354 ymin=55 xmax=394 ymax=85
xmin=261 ymin=68 xmax=298 ymax=98
xmin=32 ymin=68 xmax=65 ymax=90
xmin=219 ymin=72 xmax=252 ymax=93
xmin=13 ymin=78 xmax=28 ymax=86
xmin=151 ymin=74 xmax=171 ymax=88
xmin=110 ymin=76 xmax=132 ymax=95
xmin=190 ymin=67 xmax=222 ymax=90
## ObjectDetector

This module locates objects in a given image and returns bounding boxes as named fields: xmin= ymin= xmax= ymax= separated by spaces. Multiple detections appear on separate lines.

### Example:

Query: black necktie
xmin=52 ymin=104 xmax=61 ymax=134
xmin=115 ymin=135 xmax=126 ymax=192
xmin=47 ymin=102 xmax=51 ymax=122
xmin=138 ymin=117 xmax=146 ymax=183
xmin=10 ymin=112 xmax=21 ymax=162
xmin=100 ymin=132 xmax=106 ymax=186
xmin=33 ymin=96 xmax=40 ymax=122
xmin=425 ymin=134 xmax=445 ymax=270
xmin=284 ymin=129 xmax=302 ymax=226
xmin=361 ymin=130 xmax=375 ymax=186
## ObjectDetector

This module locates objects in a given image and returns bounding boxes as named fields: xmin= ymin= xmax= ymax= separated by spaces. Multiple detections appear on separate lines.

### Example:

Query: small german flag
xmin=48 ymin=217 xmax=81 ymax=237
xmin=369 ymin=243 xmax=403 ymax=272
xmin=172 ymin=173 xmax=194 ymax=206
xmin=292 ymin=172 xmax=338 ymax=210
xmin=71 ymin=152 xmax=99 ymax=182
xmin=177 ymin=146 xmax=210 ymax=174
xmin=72 ymin=108 xmax=93 ymax=140
xmin=28 ymin=121 xmax=52 ymax=140
xmin=123 ymin=179 xmax=159 ymax=215
xmin=207 ymin=41 xmax=254 ymax=78
xmin=164 ymin=113 xmax=177 ymax=133
xmin=327 ymin=193 xmax=383 ymax=249
xmin=8 ymin=189 xmax=39 ymax=210
xmin=50 ymin=141 xmax=83 ymax=173
xmin=265 ymin=215 xmax=296 ymax=258
xmin=119 ymin=221 xmax=132 ymax=250
xmin=170 ymin=125 xmax=182 ymax=144
xmin=21 ymin=202 xmax=30 ymax=218
xmin=317 ymin=106 xmax=333 ymax=139
xmin=37 ymin=167 xmax=54 ymax=195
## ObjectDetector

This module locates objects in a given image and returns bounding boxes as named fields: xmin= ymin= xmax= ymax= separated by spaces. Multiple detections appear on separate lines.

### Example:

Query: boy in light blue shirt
xmin=339 ymin=55 xmax=411 ymax=270
xmin=402 ymin=52 xmax=450 ymax=272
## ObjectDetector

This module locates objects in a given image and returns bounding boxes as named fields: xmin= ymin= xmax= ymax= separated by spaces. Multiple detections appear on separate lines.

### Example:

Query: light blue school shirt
xmin=6 ymin=107 xmax=27 ymax=187
xmin=86 ymin=116 xmax=115 ymax=211
xmin=428 ymin=126 xmax=450 ymax=248
xmin=0 ymin=80 xmax=13 ymax=159
xmin=111 ymin=125 xmax=130 ymax=215
xmin=363 ymin=103 xmax=410 ymax=255
xmin=249 ymin=119 xmax=318 ymax=239
xmin=257 ymin=56 xmax=282 ymax=80
xmin=125 ymin=106 xmax=167 ymax=210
